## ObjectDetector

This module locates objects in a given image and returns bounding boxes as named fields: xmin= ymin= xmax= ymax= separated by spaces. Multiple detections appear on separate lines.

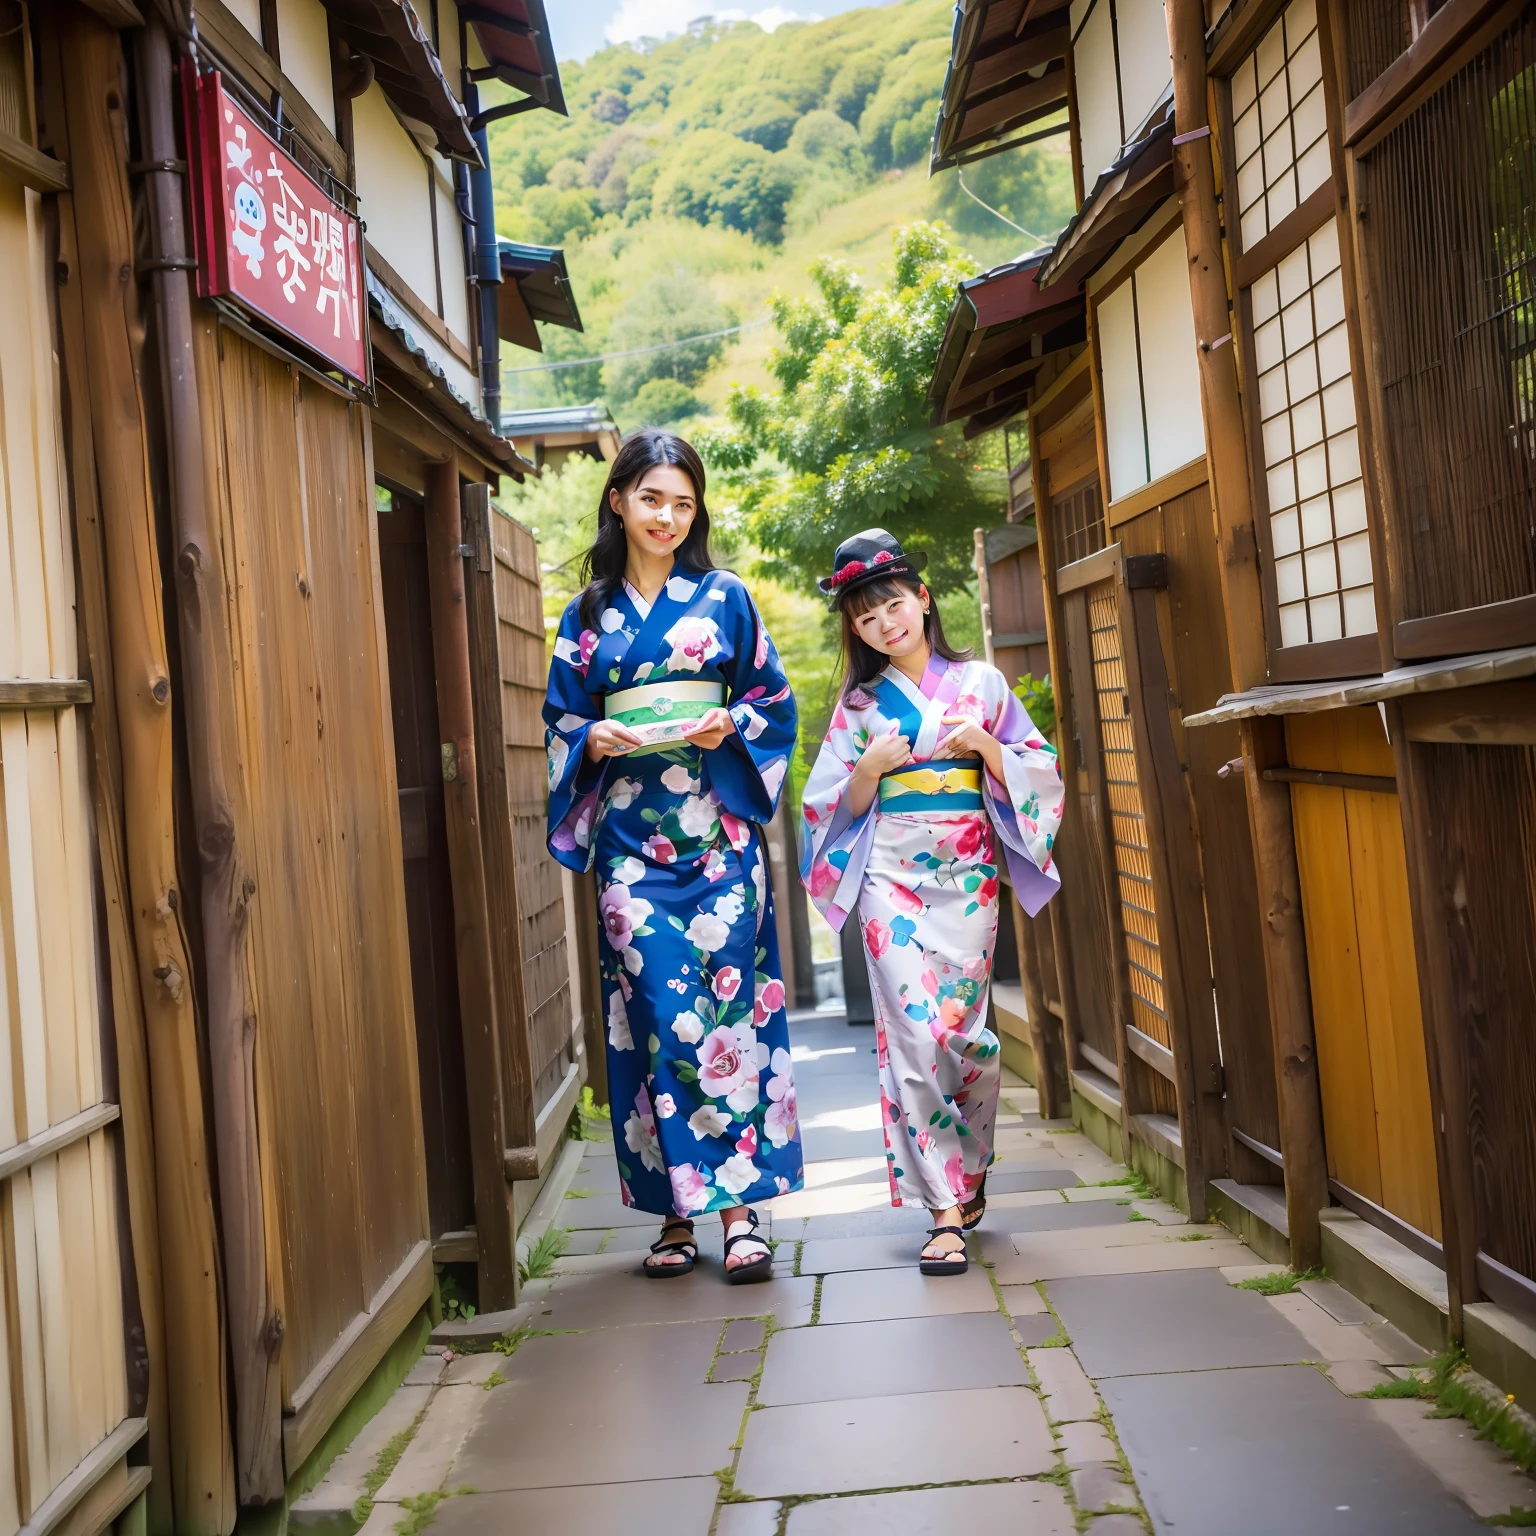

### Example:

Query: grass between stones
xmin=351 ymin=1412 xmax=426 ymax=1529
xmin=1233 ymin=1266 xmax=1327 ymax=1295
xmin=517 ymin=1225 xmax=568 ymax=1283
xmin=1365 ymin=1350 xmax=1536 ymax=1475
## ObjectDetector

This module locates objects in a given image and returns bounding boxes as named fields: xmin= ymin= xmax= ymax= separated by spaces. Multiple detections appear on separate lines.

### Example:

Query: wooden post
xmin=1386 ymin=708 xmax=1476 ymax=1334
xmin=1164 ymin=0 xmax=1267 ymax=694
xmin=463 ymin=483 xmax=537 ymax=1158
xmin=44 ymin=8 xmax=233 ymax=1527
xmin=1117 ymin=571 xmax=1228 ymax=1217
xmin=1012 ymin=899 xmax=1069 ymax=1118
xmin=423 ymin=458 xmax=518 ymax=1309
xmin=1241 ymin=717 xmax=1328 ymax=1267
xmin=135 ymin=18 xmax=283 ymax=1504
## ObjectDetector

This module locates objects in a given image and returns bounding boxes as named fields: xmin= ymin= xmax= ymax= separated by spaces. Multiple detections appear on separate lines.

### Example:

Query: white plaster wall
xmin=1097 ymin=279 xmax=1148 ymax=499
xmin=276 ymin=0 xmax=336 ymax=133
xmin=1115 ymin=0 xmax=1172 ymax=138
xmin=433 ymin=165 xmax=471 ymax=344
xmin=1073 ymin=0 xmax=1123 ymax=186
xmin=1134 ymin=228 xmax=1205 ymax=481
xmin=353 ymin=84 xmax=438 ymax=311
xmin=223 ymin=0 xmax=263 ymax=37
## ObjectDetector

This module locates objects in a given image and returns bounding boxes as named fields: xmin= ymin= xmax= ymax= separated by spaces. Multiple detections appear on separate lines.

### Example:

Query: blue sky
xmin=544 ymin=0 xmax=896 ymax=63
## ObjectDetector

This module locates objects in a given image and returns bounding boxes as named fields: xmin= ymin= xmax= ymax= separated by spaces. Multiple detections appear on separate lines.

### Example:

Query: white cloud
xmin=604 ymin=0 xmax=820 ymax=46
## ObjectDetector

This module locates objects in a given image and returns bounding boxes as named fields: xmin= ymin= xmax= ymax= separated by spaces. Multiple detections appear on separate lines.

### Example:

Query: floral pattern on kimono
xmin=544 ymin=567 xmax=803 ymax=1217
xmin=800 ymin=657 xmax=1064 ymax=1209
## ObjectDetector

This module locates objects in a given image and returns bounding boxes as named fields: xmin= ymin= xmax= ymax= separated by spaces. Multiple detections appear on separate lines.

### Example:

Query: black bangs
xmin=839 ymin=572 xmax=921 ymax=616
xmin=836 ymin=576 xmax=973 ymax=698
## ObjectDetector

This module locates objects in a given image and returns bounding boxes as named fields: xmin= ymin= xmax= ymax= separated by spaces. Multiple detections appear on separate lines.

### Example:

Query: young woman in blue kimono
xmin=800 ymin=530 xmax=1064 ymax=1275
xmin=543 ymin=431 xmax=803 ymax=1283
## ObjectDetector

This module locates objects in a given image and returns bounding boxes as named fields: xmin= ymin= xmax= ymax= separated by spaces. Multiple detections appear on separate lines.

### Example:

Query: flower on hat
xmin=873 ymin=550 xmax=894 ymax=564
xmin=831 ymin=559 xmax=867 ymax=588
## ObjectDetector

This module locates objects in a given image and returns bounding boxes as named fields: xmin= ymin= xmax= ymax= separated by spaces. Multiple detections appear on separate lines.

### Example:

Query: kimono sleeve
xmin=543 ymin=600 xmax=608 ymax=873
xmin=710 ymin=578 xmax=798 ymax=826
xmin=798 ymin=694 xmax=879 ymax=933
xmin=979 ymin=677 xmax=1065 ymax=916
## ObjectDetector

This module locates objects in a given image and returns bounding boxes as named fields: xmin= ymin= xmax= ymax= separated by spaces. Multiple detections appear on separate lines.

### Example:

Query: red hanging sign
xmin=183 ymin=64 xmax=368 ymax=383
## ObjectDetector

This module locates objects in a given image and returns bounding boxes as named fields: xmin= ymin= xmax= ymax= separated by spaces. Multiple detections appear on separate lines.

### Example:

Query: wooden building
xmin=928 ymin=0 xmax=1536 ymax=1402
xmin=1 ymin=0 xmax=584 ymax=1531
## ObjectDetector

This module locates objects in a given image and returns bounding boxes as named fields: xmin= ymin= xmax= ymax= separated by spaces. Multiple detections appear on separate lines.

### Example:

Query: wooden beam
xmin=462 ymin=483 xmax=537 ymax=1153
xmin=0 ymin=128 xmax=70 ymax=193
xmin=1241 ymin=716 xmax=1328 ymax=1268
xmin=1012 ymin=897 xmax=1070 ymax=1118
xmin=1118 ymin=577 xmax=1228 ymax=1218
xmin=424 ymin=456 xmax=519 ymax=1310
xmin=282 ymin=1241 xmax=434 ymax=1471
xmin=77 ymin=0 xmax=146 ymax=24
xmin=134 ymin=17 xmax=282 ymax=1502
xmin=1105 ymin=456 xmax=1209 ymax=530
xmin=967 ymin=25 xmax=1070 ymax=95
xmin=16 ymin=1417 xmax=146 ymax=1536
xmin=0 ymin=680 xmax=91 ymax=707
xmin=503 ymin=1056 xmax=584 ymax=1180
xmin=1055 ymin=542 xmax=1120 ymax=595
xmin=0 ymin=1102 xmax=119 ymax=1183
xmin=1395 ymin=593 xmax=1536 ymax=661
xmin=1164 ymin=0 xmax=1267 ymax=696
xmin=1399 ymin=681 xmax=1536 ymax=745
xmin=44 ymin=10 xmax=234 ymax=1529
xmin=1386 ymin=703 xmax=1478 ymax=1334
xmin=1230 ymin=180 xmax=1336 ymax=289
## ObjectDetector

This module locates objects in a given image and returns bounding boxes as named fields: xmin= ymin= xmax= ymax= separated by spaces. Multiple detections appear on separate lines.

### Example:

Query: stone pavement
xmin=297 ymin=1009 xmax=1536 ymax=1535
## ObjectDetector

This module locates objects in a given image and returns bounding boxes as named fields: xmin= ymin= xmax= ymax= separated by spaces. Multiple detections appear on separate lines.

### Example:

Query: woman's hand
xmin=681 ymin=707 xmax=735 ymax=751
xmin=585 ymin=719 xmax=644 ymax=761
xmin=855 ymin=728 xmax=914 ymax=780
xmin=938 ymin=714 xmax=1005 ymax=779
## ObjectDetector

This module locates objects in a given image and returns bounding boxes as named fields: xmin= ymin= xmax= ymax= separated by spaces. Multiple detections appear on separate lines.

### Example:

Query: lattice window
xmin=1052 ymin=477 xmax=1106 ymax=569
xmin=1231 ymin=0 xmax=1329 ymax=250
xmin=1253 ymin=216 xmax=1374 ymax=646
xmin=1088 ymin=583 xmax=1170 ymax=1049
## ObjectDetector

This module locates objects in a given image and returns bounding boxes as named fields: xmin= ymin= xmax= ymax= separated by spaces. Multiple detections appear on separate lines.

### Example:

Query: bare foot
xmin=921 ymin=1204 xmax=967 ymax=1265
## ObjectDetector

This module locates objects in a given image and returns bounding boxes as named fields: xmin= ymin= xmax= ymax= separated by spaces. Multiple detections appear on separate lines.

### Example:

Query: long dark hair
xmin=837 ymin=572 xmax=972 ymax=698
xmin=577 ymin=430 xmax=715 ymax=629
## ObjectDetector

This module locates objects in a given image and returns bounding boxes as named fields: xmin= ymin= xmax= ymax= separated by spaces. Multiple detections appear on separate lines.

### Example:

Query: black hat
xmin=817 ymin=528 xmax=928 ymax=601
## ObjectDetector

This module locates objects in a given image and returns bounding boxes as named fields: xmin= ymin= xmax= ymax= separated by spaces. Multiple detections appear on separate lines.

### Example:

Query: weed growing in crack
xmin=351 ymin=1410 xmax=426 ymax=1527
xmin=518 ymin=1225 xmax=568 ymax=1283
xmin=1232 ymin=1266 xmax=1326 ymax=1296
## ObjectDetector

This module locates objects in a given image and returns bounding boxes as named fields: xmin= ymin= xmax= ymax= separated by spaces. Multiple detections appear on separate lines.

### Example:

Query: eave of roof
xmin=501 ymin=401 xmax=617 ymax=435
xmin=320 ymin=0 xmax=480 ymax=160
xmin=497 ymin=240 xmax=583 ymax=332
xmin=366 ymin=268 xmax=532 ymax=474
xmin=930 ymin=0 xmax=1071 ymax=172
xmin=927 ymin=249 xmax=1084 ymax=432
xmin=464 ymin=0 xmax=567 ymax=115
xmin=1034 ymin=89 xmax=1176 ymax=288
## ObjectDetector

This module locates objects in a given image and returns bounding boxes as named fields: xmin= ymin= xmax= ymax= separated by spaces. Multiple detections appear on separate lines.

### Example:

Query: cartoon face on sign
xmin=231 ymin=179 xmax=266 ymax=278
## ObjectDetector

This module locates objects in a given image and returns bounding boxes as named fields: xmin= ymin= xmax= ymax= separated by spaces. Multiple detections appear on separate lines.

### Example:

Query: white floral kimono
xmin=801 ymin=656 xmax=1063 ymax=1209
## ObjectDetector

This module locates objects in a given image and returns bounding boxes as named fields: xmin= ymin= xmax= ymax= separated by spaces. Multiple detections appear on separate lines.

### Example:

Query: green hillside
xmin=485 ymin=0 xmax=1075 ymax=424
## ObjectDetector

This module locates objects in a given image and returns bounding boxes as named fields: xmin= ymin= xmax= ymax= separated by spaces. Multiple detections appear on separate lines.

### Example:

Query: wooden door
xmin=378 ymin=491 xmax=475 ymax=1238
xmin=0 ymin=163 xmax=138 ymax=1530
xmin=1286 ymin=708 xmax=1441 ymax=1242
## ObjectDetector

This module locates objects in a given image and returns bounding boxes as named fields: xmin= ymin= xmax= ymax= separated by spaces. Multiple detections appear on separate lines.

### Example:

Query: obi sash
xmin=878 ymin=757 xmax=984 ymax=812
xmin=606 ymin=679 xmax=724 ymax=755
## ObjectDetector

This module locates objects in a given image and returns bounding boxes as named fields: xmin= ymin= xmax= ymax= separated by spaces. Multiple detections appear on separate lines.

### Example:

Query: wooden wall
xmin=0 ymin=174 xmax=132 ymax=1531
xmin=489 ymin=510 xmax=574 ymax=1119
xmin=1286 ymin=708 xmax=1439 ymax=1240
xmin=192 ymin=319 xmax=431 ymax=1450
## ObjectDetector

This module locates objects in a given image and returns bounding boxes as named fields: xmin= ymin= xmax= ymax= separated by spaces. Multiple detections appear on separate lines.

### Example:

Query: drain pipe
xmin=465 ymin=84 xmax=503 ymax=433
xmin=135 ymin=15 xmax=284 ymax=1504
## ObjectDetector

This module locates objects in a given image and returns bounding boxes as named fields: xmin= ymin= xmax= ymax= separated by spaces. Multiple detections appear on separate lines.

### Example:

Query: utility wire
xmin=956 ymin=168 xmax=1051 ymax=245
xmin=503 ymin=315 xmax=772 ymax=374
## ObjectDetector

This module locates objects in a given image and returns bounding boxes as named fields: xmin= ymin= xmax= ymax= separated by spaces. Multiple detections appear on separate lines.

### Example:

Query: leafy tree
xmin=627 ymin=377 xmax=703 ymax=426
xmin=653 ymin=130 xmax=802 ymax=243
xmin=602 ymin=266 xmax=733 ymax=403
xmin=857 ymin=36 xmax=951 ymax=168
xmin=700 ymin=222 xmax=1004 ymax=601
xmin=931 ymin=143 xmax=1076 ymax=245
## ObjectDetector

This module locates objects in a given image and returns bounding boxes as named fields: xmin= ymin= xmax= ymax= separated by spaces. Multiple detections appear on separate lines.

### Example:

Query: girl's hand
xmin=855 ymin=729 xmax=914 ymax=780
xmin=938 ymin=714 xmax=1004 ymax=778
xmin=681 ymin=707 xmax=734 ymax=751
xmin=585 ymin=719 xmax=644 ymax=761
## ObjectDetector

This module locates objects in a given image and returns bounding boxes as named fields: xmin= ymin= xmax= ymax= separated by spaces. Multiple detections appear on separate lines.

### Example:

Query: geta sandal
xmin=723 ymin=1209 xmax=772 ymax=1286
xmin=919 ymin=1224 xmax=969 ymax=1277
xmin=643 ymin=1218 xmax=697 ymax=1278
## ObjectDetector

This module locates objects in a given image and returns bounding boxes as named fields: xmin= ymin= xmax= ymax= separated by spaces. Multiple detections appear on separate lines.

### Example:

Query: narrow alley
xmin=296 ymin=1009 xmax=1535 ymax=1535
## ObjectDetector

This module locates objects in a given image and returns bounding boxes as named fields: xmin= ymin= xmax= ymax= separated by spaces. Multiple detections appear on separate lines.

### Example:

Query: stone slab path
xmin=296 ymin=1009 xmax=1536 ymax=1535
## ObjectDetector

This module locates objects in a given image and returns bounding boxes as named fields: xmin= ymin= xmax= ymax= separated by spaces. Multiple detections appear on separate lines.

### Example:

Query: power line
xmin=502 ymin=315 xmax=772 ymax=374
xmin=956 ymin=167 xmax=1052 ymax=245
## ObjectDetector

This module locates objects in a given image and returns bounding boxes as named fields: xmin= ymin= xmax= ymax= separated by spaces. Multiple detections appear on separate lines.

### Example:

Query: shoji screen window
xmin=1230 ymin=0 xmax=1329 ymax=249
xmin=1252 ymin=219 xmax=1372 ymax=650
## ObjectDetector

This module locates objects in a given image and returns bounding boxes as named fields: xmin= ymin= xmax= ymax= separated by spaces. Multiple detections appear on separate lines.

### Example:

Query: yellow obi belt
xmin=605 ymin=679 xmax=724 ymax=755
xmin=878 ymin=757 xmax=984 ymax=812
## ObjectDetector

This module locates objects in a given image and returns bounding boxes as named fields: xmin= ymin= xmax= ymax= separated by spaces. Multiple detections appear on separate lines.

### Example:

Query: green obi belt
xmin=878 ymin=757 xmax=984 ymax=812
xmin=605 ymin=679 xmax=725 ymax=755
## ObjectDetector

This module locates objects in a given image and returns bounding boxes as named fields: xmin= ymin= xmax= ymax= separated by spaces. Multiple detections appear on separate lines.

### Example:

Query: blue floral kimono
xmin=544 ymin=566 xmax=804 ymax=1218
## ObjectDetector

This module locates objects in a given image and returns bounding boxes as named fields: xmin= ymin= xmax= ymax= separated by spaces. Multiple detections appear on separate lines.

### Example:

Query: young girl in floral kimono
xmin=801 ymin=530 xmax=1063 ymax=1274
xmin=543 ymin=431 xmax=802 ymax=1283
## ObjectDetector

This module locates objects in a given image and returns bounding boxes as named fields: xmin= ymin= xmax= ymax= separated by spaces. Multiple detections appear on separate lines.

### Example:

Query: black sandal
xmin=723 ymin=1209 xmax=772 ymax=1286
xmin=919 ymin=1225 xmax=969 ymax=1277
xmin=960 ymin=1176 xmax=988 ymax=1232
xmin=643 ymin=1218 xmax=697 ymax=1278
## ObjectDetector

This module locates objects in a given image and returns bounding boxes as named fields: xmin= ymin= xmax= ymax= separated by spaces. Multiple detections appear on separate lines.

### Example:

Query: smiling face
xmin=847 ymin=581 xmax=930 ymax=661
xmin=610 ymin=463 xmax=697 ymax=567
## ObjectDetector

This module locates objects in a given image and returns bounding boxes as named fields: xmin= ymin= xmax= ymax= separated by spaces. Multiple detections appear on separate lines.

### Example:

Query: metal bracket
xmin=1171 ymin=125 xmax=1212 ymax=145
